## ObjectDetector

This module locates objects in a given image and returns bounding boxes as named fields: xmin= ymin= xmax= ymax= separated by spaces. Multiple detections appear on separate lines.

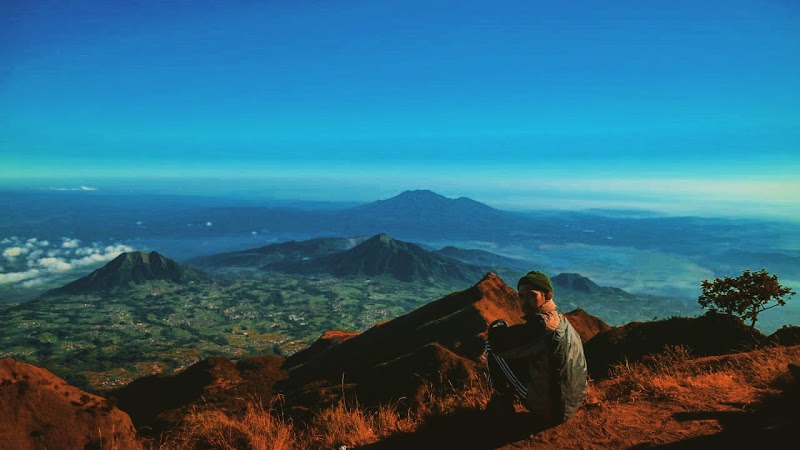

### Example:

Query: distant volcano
xmin=45 ymin=251 xmax=204 ymax=295
xmin=354 ymin=189 xmax=502 ymax=218
xmin=268 ymin=233 xmax=487 ymax=283
xmin=339 ymin=190 xmax=528 ymax=241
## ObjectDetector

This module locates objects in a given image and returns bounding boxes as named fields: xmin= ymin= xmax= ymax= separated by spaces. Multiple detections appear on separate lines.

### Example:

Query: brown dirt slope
xmin=0 ymin=358 xmax=142 ymax=450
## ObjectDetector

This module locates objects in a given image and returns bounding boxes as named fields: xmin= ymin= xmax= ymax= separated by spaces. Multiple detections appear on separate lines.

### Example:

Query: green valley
xmin=0 ymin=273 xmax=466 ymax=391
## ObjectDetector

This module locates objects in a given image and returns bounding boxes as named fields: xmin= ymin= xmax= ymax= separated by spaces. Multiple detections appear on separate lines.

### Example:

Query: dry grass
xmin=605 ymin=344 xmax=796 ymax=402
xmin=155 ymin=373 xmax=494 ymax=450
xmin=416 ymin=374 xmax=493 ymax=417
xmin=303 ymin=399 xmax=413 ymax=449
xmin=151 ymin=346 xmax=800 ymax=449
xmin=158 ymin=398 xmax=296 ymax=450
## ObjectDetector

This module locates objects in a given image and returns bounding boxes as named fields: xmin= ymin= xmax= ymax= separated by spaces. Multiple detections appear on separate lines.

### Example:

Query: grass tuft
xmin=158 ymin=397 xmax=296 ymax=450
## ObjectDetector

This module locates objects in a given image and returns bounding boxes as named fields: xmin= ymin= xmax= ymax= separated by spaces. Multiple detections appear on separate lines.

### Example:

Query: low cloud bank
xmin=0 ymin=237 xmax=133 ymax=287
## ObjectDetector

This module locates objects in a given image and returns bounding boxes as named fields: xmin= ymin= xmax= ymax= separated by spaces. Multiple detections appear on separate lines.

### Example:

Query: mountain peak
xmin=46 ymin=251 xmax=203 ymax=295
xmin=267 ymin=234 xmax=486 ymax=283
xmin=118 ymin=250 xmax=164 ymax=264
xmin=395 ymin=189 xmax=446 ymax=200
xmin=370 ymin=233 xmax=393 ymax=243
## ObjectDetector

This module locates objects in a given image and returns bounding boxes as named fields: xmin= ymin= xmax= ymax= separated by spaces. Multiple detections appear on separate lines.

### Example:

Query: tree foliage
xmin=698 ymin=268 xmax=796 ymax=331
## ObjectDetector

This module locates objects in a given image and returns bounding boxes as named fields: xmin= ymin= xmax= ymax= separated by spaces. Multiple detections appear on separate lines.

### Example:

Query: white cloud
xmin=105 ymin=244 xmax=133 ymax=254
xmin=62 ymin=238 xmax=80 ymax=249
xmin=0 ymin=238 xmax=12 ymax=245
xmin=38 ymin=257 xmax=72 ymax=272
xmin=1 ymin=236 xmax=133 ymax=287
xmin=49 ymin=186 xmax=98 ymax=191
xmin=74 ymin=246 xmax=97 ymax=256
xmin=70 ymin=253 xmax=111 ymax=267
xmin=3 ymin=247 xmax=25 ymax=259
xmin=24 ymin=238 xmax=49 ymax=249
xmin=70 ymin=244 xmax=133 ymax=268
xmin=0 ymin=269 xmax=40 ymax=284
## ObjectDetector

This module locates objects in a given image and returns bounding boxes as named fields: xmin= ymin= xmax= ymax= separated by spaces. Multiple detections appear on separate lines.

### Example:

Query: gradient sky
xmin=2 ymin=0 xmax=799 ymax=216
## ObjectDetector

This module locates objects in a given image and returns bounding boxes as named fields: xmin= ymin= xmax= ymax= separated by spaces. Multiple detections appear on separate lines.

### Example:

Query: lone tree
xmin=698 ymin=268 xmax=796 ymax=332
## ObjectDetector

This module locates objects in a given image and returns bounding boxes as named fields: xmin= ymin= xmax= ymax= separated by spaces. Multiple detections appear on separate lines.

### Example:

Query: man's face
xmin=518 ymin=284 xmax=545 ymax=316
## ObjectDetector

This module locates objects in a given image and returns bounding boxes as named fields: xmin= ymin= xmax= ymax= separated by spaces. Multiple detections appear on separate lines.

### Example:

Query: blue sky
xmin=2 ymin=0 xmax=799 ymax=217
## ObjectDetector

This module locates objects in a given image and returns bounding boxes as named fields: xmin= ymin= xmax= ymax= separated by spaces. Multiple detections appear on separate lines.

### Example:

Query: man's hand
xmin=488 ymin=319 xmax=508 ymax=344
xmin=490 ymin=319 xmax=508 ymax=329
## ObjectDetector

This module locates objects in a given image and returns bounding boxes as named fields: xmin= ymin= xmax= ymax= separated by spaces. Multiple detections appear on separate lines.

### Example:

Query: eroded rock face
xmin=0 ymin=358 xmax=142 ymax=450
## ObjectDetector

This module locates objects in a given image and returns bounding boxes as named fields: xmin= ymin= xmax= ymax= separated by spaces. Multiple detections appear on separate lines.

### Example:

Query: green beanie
xmin=517 ymin=270 xmax=553 ymax=293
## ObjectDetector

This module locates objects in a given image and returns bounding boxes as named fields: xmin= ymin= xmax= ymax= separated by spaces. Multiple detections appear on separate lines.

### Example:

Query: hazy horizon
xmin=1 ymin=180 xmax=799 ymax=223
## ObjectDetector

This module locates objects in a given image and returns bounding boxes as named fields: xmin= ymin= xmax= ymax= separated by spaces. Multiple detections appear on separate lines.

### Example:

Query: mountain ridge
xmin=552 ymin=272 xmax=628 ymax=296
xmin=187 ymin=236 xmax=365 ymax=269
xmin=265 ymin=233 xmax=489 ymax=283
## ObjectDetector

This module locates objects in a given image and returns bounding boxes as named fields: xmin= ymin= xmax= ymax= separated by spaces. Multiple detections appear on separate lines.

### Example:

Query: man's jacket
xmin=489 ymin=300 xmax=588 ymax=421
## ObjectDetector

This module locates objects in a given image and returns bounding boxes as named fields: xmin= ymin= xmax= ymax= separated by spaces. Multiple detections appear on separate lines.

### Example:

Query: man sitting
xmin=484 ymin=270 xmax=588 ymax=424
